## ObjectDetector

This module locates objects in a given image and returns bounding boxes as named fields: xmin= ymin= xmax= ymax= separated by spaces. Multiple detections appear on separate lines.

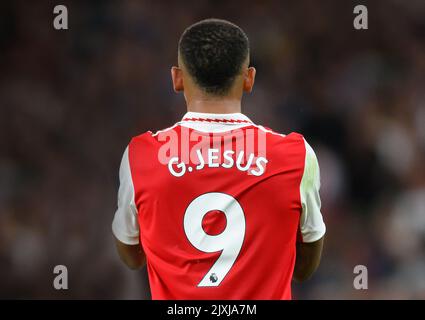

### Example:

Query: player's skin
xmin=114 ymin=55 xmax=324 ymax=282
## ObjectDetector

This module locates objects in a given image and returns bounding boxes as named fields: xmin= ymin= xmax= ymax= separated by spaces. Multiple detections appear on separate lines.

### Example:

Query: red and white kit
xmin=112 ymin=112 xmax=326 ymax=300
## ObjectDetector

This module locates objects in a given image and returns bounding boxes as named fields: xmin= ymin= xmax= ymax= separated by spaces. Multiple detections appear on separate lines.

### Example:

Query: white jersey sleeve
xmin=299 ymin=139 xmax=326 ymax=243
xmin=112 ymin=146 xmax=140 ymax=245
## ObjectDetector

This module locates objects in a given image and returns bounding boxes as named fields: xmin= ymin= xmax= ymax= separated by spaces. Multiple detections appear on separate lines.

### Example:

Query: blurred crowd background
xmin=0 ymin=0 xmax=424 ymax=299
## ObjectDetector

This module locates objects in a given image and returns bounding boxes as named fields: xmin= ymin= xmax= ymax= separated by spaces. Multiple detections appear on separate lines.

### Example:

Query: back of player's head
xmin=178 ymin=18 xmax=250 ymax=96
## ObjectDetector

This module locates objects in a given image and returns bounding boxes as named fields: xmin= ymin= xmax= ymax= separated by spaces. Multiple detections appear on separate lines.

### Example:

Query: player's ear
xmin=243 ymin=67 xmax=256 ymax=93
xmin=171 ymin=66 xmax=184 ymax=92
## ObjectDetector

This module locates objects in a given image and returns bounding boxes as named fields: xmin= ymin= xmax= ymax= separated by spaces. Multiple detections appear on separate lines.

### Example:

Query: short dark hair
xmin=178 ymin=18 xmax=249 ymax=96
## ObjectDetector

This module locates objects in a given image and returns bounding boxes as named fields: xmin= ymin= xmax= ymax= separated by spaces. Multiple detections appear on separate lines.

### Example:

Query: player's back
xmin=114 ymin=112 xmax=325 ymax=299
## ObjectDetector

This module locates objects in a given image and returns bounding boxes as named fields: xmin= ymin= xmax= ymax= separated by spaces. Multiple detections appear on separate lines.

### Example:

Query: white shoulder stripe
xmin=298 ymin=138 xmax=326 ymax=243
xmin=112 ymin=146 xmax=140 ymax=245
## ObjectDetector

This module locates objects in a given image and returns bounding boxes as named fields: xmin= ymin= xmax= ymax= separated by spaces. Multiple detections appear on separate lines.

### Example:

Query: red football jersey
xmin=112 ymin=112 xmax=325 ymax=299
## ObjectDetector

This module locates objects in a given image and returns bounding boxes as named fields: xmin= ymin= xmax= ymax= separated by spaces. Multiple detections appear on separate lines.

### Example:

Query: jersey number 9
xmin=183 ymin=192 xmax=246 ymax=287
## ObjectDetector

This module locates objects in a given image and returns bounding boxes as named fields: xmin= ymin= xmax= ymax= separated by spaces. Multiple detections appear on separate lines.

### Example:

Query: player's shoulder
xmin=130 ymin=130 xmax=154 ymax=142
xmin=254 ymin=124 xmax=318 ymax=156
xmin=253 ymin=124 xmax=304 ymax=143
xmin=129 ymin=123 xmax=180 ymax=143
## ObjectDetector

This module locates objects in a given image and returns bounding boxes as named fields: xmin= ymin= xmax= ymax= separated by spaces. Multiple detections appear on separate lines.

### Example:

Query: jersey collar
xmin=181 ymin=112 xmax=253 ymax=124
xmin=179 ymin=112 xmax=254 ymax=133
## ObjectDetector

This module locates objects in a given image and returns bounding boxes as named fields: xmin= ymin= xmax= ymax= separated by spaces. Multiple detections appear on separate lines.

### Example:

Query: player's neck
xmin=186 ymin=99 xmax=242 ymax=114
